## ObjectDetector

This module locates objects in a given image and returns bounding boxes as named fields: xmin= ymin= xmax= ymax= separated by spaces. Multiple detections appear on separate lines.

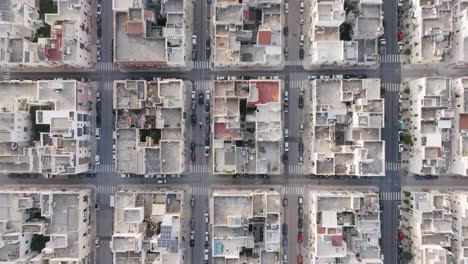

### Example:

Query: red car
xmin=297 ymin=255 xmax=303 ymax=264
xmin=398 ymin=31 xmax=403 ymax=41
xmin=297 ymin=232 xmax=303 ymax=243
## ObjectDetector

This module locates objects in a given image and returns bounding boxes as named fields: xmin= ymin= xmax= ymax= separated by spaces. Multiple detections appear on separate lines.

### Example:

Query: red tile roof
xmin=247 ymin=81 xmax=280 ymax=107
xmin=214 ymin=123 xmax=242 ymax=140
xmin=331 ymin=236 xmax=343 ymax=247
xmin=125 ymin=21 xmax=144 ymax=35
xmin=44 ymin=30 xmax=62 ymax=61
xmin=243 ymin=10 xmax=250 ymax=20
xmin=258 ymin=31 xmax=272 ymax=45
xmin=460 ymin=113 xmax=468 ymax=130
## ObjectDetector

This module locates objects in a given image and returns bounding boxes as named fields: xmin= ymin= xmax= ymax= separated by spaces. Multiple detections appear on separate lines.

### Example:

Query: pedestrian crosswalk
xmin=385 ymin=162 xmax=401 ymax=171
xmin=383 ymin=83 xmax=401 ymax=92
xmin=380 ymin=54 xmax=401 ymax=63
xmin=289 ymin=80 xmax=304 ymax=89
xmin=102 ymin=81 xmax=113 ymax=91
xmin=285 ymin=186 xmax=304 ymax=195
xmin=97 ymin=62 xmax=118 ymax=71
xmin=96 ymin=185 xmax=117 ymax=194
xmin=191 ymin=186 xmax=209 ymax=195
xmin=287 ymin=60 xmax=303 ymax=66
xmin=380 ymin=191 xmax=401 ymax=201
xmin=191 ymin=165 xmax=211 ymax=173
xmin=95 ymin=164 xmax=115 ymax=173
xmin=192 ymin=61 xmax=210 ymax=69
xmin=289 ymin=165 xmax=304 ymax=175
xmin=194 ymin=81 xmax=211 ymax=91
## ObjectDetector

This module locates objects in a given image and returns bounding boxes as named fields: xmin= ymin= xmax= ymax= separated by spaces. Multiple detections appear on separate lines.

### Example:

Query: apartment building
xmin=110 ymin=187 xmax=185 ymax=264
xmin=407 ymin=77 xmax=453 ymax=176
xmin=407 ymin=0 xmax=468 ymax=66
xmin=113 ymin=79 xmax=186 ymax=175
xmin=0 ymin=185 xmax=93 ymax=263
xmin=450 ymin=77 xmax=468 ymax=176
xmin=212 ymin=0 xmax=283 ymax=69
xmin=307 ymin=78 xmax=385 ymax=177
xmin=404 ymin=190 xmax=468 ymax=263
xmin=0 ymin=79 xmax=93 ymax=176
xmin=0 ymin=0 xmax=94 ymax=70
xmin=208 ymin=189 xmax=281 ymax=264
xmin=211 ymin=79 xmax=282 ymax=175
xmin=308 ymin=190 xmax=382 ymax=263
xmin=112 ymin=0 xmax=189 ymax=70
xmin=306 ymin=0 xmax=383 ymax=67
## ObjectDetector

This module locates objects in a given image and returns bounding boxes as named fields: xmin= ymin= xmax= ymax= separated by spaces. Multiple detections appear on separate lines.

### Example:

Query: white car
xmin=95 ymin=155 xmax=100 ymax=165
xmin=96 ymin=128 xmax=101 ymax=139
xmin=299 ymin=1 xmax=304 ymax=13
xmin=97 ymin=4 xmax=102 ymax=15
xmin=192 ymin=35 xmax=197 ymax=46
xmin=399 ymin=144 xmax=404 ymax=152
xmin=205 ymin=212 xmax=209 ymax=223
xmin=95 ymin=237 xmax=100 ymax=248
xmin=284 ymin=142 xmax=289 ymax=152
xmin=398 ymin=42 xmax=403 ymax=53
xmin=121 ymin=173 xmax=131 ymax=178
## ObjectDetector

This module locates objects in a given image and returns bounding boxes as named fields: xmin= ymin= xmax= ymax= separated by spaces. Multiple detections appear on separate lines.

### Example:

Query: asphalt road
xmin=0 ymin=0 xmax=465 ymax=264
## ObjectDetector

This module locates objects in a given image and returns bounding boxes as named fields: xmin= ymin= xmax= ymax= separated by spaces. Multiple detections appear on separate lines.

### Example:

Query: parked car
xmin=190 ymin=196 xmax=195 ymax=208
xmin=283 ymin=26 xmax=289 ymax=36
xmin=192 ymin=50 xmax=197 ymax=60
xmin=298 ymin=218 xmax=303 ymax=229
xmin=190 ymin=231 xmax=195 ymax=247
xmin=283 ymin=197 xmax=288 ymax=207
xmin=205 ymin=146 xmax=210 ymax=157
xmin=191 ymin=151 xmax=196 ymax=162
xmin=191 ymin=113 xmax=196 ymax=126
xmin=299 ymin=1 xmax=304 ymax=13
xmin=398 ymin=42 xmax=403 ymax=53
xmin=95 ymin=203 xmax=101 ymax=211
xmin=97 ymin=4 xmax=102 ymax=15
xmin=284 ymin=47 xmax=289 ymax=58
xmin=299 ymin=48 xmax=304 ymax=60
xmin=297 ymin=232 xmax=303 ymax=243
xmin=297 ymin=255 xmax=303 ymax=264
xmin=205 ymin=36 xmax=211 ymax=46
xmin=298 ymin=206 xmax=303 ymax=216
xmin=298 ymin=196 xmax=303 ymax=205
xmin=157 ymin=179 xmax=167 ymax=184
xmin=284 ymin=2 xmax=288 ymax=13
xmin=191 ymin=142 xmax=196 ymax=151
xmin=96 ymin=128 xmax=101 ymax=139
xmin=298 ymin=141 xmax=304 ymax=153
xmin=283 ymin=238 xmax=288 ymax=248
xmin=398 ymin=31 xmax=403 ymax=41
xmin=298 ymin=96 xmax=304 ymax=109
xmin=192 ymin=35 xmax=197 ymax=46
xmin=97 ymin=28 xmax=102 ymax=38
xmin=205 ymin=212 xmax=209 ymax=223
xmin=283 ymin=153 xmax=289 ymax=163
xmin=282 ymin=224 xmax=288 ymax=235
xmin=95 ymin=155 xmax=101 ymax=165
xmin=95 ymin=237 xmax=100 ymax=248
xmin=198 ymin=92 xmax=204 ymax=105
xmin=205 ymin=137 xmax=210 ymax=146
